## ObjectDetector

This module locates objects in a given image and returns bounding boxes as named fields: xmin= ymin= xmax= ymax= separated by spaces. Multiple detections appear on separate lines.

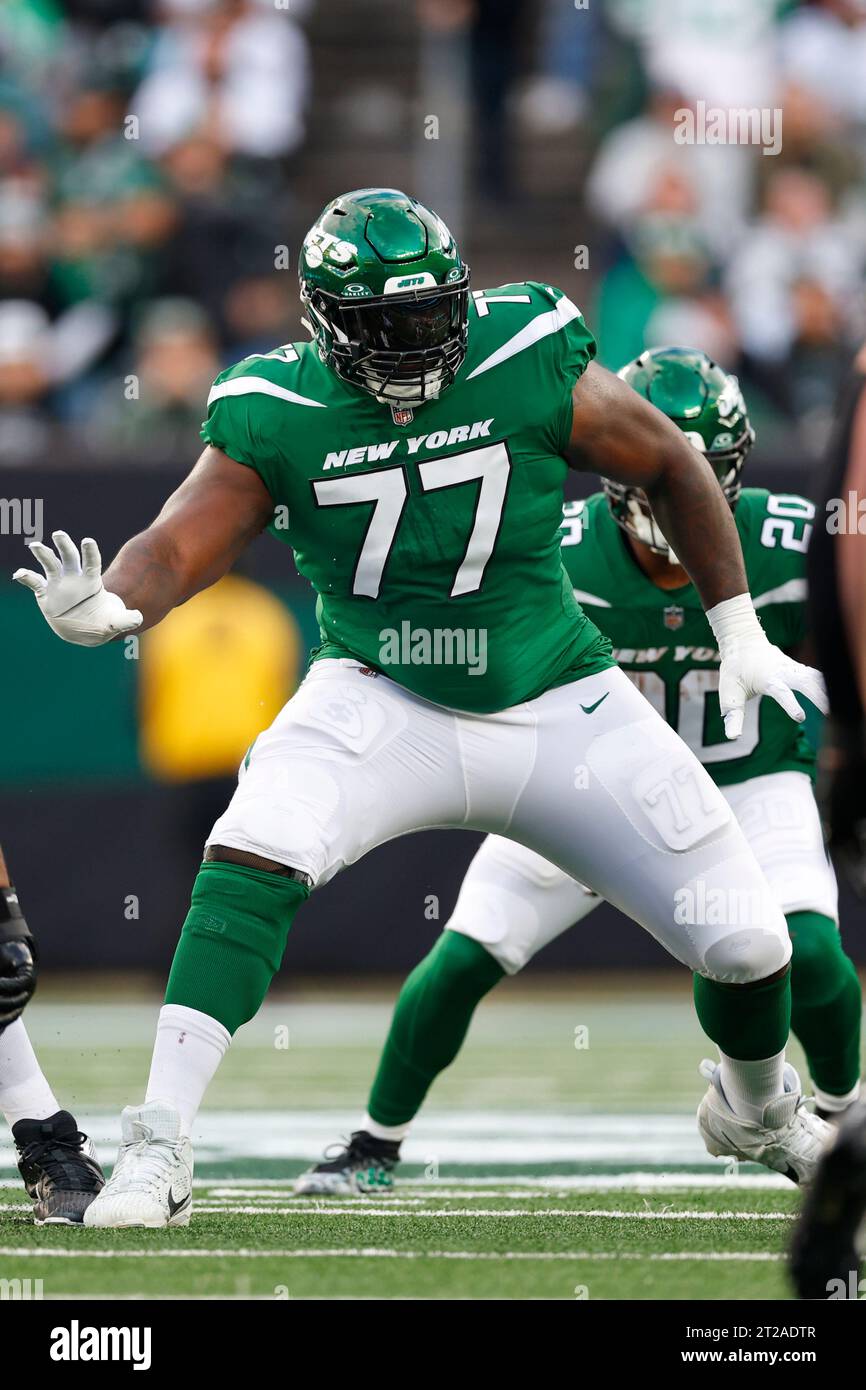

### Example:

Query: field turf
xmin=0 ymin=977 xmax=818 ymax=1300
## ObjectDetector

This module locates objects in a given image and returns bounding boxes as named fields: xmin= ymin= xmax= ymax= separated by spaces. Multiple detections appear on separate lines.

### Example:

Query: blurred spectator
xmin=139 ymin=571 xmax=301 ymax=784
xmin=608 ymin=0 xmax=782 ymax=110
xmin=593 ymin=213 xmax=736 ymax=370
xmin=131 ymin=0 xmax=310 ymax=161
xmin=0 ymin=300 xmax=53 ymax=461
xmin=518 ymin=0 xmax=597 ymax=135
xmin=586 ymin=88 xmax=754 ymax=262
xmin=158 ymin=132 xmax=288 ymax=343
xmin=0 ymin=183 xmax=50 ymax=306
xmin=89 ymin=297 xmax=220 ymax=454
xmin=222 ymin=274 xmax=293 ymax=359
xmin=780 ymin=0 xmax=866 ymax=128
xmin=50 ymin=76 xmax=176 ymax=309
xmin=726 ymin=166 xmax=866 ymax=446
xmin=0 ymin=0 xmax=66 ymax=85
xmin=139 ymin=571 xmax=302 ymax=863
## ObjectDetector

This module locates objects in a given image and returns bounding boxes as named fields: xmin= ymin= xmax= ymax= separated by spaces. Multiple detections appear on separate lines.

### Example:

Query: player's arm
xmin=13 ymin=447 xmax=274 ymax=642
xmin=568 ymin=362 xmax=746 ymax=607
xmin=0 ymin=843 xmax=37 ymax=1032
xmin=568 ymin=362 xmax=828 ymax=736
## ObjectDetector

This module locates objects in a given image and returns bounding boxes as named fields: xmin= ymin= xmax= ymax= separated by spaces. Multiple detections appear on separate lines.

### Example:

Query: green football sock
xmin=367 ymin=930 xmax=505 ymax=1128
xmin=787 ymin=911 xmax=862 ymax=1098
xmin=693 ymin=967 xmax=791 ymax=1061
xmin=165 ymin=861 xmax=309 ymax=1035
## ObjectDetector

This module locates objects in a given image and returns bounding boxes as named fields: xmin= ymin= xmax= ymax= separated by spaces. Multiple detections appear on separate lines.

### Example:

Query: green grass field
xmin=0 ymin=976 xmax=815 ymax=1300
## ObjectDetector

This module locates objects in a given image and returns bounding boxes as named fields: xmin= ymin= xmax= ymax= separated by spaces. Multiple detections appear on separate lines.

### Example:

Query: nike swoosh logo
xmin=167 ymin=1188 xmax=191 ymax=1218
xmin=580 ymin=692 xmax=609 ymax=715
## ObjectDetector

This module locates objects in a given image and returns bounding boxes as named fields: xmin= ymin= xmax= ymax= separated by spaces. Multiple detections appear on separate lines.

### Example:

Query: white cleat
xmin=697 ymin=1059 xmax=833 ymax=1185
xmin=83 ymin=1102 xmax=193 ymax=1229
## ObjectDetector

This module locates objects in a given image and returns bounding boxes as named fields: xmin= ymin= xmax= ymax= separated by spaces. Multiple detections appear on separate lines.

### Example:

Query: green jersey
xmin=560 ymin=489 xmax=816 ymax=786
xmin=201 ymin=281 xmax=614 ymax=713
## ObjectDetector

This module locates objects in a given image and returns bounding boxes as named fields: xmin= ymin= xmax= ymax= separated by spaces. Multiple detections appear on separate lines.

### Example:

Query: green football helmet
xmin=299 ymin=188 xmax=470 ymax=408
xmin=603 ymin=346 xmax=755 ymax=560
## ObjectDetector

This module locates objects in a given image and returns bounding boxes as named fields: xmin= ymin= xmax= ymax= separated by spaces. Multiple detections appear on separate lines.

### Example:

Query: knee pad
xmin=674 ymin=847 xmax=792 ymax=983
xmin=447 ymin=879 xmax=539 ymax=974
xmin=702 ymin=924 xmax=792 ymax=985
xmin=446 ymin=837 xmax=598 ymax=975
xmin=447 ymin=874 xmax=597 ymax=975
xmin=700 ymin=911 xmax=795 ymax=989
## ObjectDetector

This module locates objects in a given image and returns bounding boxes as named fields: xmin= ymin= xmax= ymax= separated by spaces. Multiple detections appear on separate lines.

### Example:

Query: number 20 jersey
xmin=200 ymin=281 xmax=614 ymax=714
xmin=560 ymin=489 xmax=816 ymax=786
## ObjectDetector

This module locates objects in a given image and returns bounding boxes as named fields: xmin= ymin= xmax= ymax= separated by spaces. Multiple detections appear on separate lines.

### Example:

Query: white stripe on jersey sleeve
xmin=207 ymin=376 xmax=327 ymax=409
xmin=466 ymin=295 xmax=584 ymax=380
xmin=753 ymin=578 xmax=808 ymax=608
xmin=572 ymin=587 xmax=612 ymax=609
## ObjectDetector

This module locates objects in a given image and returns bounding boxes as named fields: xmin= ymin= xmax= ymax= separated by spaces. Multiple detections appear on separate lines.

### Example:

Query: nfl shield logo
xmin=391 ymin=405 xmax=414 ymax=426
xmin=663 ymin=605 xmax=685 ymax=631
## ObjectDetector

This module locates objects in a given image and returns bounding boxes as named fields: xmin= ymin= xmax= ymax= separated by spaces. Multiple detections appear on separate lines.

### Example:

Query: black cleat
xmin=790 ymin=1101 xmax=866 ymax=1299
xmin=13 ymin=1110 xmax=105 ymax=1225
xmin=293 ymin=1129 xmax=401 ymax=1196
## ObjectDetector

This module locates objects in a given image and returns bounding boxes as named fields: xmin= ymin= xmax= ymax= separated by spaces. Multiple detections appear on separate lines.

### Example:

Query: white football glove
xmin=13 ymin=531 xmax=142 ymax=647
xmin=707 ymin=593 xmax=828 ymax=740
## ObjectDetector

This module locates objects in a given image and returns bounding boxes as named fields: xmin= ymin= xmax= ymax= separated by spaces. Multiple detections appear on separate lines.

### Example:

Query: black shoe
xmin=293 ymin=1129 xmax=401 ymax=1196
xmin=790 ymin=1101 xmax=866 ymax=1299
xmin=13 ymin=1110 xmax=105 ymax=1225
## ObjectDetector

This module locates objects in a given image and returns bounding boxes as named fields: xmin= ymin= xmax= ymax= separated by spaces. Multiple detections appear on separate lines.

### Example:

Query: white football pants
xmin=445 ymin=770 xmax=837 ymax=974
xmin=208 ymin=658 xmax=791 ymax=983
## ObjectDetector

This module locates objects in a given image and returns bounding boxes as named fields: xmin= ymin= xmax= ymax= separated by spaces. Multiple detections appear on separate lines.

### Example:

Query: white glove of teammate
xmin=12 ymin=531 xmax=142 ymax=647
xmin=706 ymin=593 xmax=828 ymax=740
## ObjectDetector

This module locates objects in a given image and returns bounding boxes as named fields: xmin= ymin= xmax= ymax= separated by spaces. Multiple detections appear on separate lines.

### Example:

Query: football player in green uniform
xmin=298 ymin=348 xmax=861 ymax=1195
xmin=14 ymin=192 xmax=829 ymax=1227
xmin=0 ymin=843 xmax=105 ymax=1221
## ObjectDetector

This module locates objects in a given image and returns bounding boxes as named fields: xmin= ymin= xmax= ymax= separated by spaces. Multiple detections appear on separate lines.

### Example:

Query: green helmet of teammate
xmin=298 ymin=188 xmax=470 ymax=408
xmin=603 ymin=346 xmax=755 ymax=558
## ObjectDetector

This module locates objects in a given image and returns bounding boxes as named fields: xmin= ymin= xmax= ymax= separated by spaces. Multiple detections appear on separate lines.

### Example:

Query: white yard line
xmin=0 ymin=1201 xmax=793 ymax=1220
xmin=0 ymin=1246 xmax=784 ymax=1262
xmin=201 ymin=1172 xmax=792 ymax=1193
xmin=0 ymin=1173 xmax=797 ymax=1197
xmin=188 ymin=1204 xmax=793 ymax=1220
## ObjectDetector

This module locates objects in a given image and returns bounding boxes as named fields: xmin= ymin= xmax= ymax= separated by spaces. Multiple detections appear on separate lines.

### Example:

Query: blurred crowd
xmin=0 ymin=0 xmax=310 ymax=462
xmin=1 ymin=0 xmax=866 ymax=464
xmin=540 ymin=0 xmax=866 ymax=456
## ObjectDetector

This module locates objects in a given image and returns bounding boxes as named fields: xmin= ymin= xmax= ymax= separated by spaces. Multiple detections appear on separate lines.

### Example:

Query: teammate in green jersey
xmin=296 ymin=347 xmax=862 ymax=1196
xmin=14 ymin=193 xmax=831 ymax=1226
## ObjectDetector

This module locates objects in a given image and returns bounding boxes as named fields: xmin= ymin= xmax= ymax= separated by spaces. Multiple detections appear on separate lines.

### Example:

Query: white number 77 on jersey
xmin=313 ymin=442 xmax=511 ymax=598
